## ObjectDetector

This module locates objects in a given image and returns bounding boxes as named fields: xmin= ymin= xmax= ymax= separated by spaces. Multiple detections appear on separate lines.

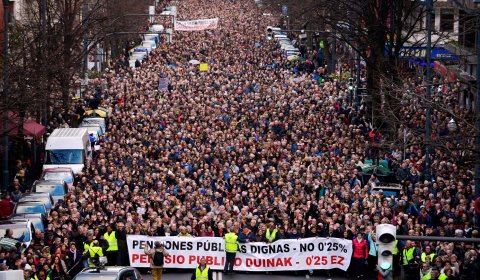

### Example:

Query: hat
xmin=24 ymin=264 xmax=32 ymax=271
xmin=154 ymin=241 xmax=163 ymax=248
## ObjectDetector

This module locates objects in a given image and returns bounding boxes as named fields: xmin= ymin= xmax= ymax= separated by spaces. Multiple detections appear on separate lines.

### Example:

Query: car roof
xmin=10 ymin=213 xmax=43 ymax=219
xmin=21 ymin=193 xmax=52 ymax=197
xmin=80 ymin=266 xmax=135 ymax=274
xmin=0 ymin=220 xmax=30 ymax=228
xmin=43 ymin=168 xmax=73 ymax=173
xmin=34 ymin=180 xmax=65 ymax=186
xmin=16 ymin=201 xmax=46 ymax=206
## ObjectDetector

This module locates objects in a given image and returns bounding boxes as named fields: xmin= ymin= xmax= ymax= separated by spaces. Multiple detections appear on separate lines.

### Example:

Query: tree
xmin=263 ymin=0 xmax=438 ymax=138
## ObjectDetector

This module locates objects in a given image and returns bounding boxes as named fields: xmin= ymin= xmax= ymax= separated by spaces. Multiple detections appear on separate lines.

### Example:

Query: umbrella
xmin=96 ymin=107 xmax=110 ymax=117
xmin=287 ymin=55 xmax=304 ymax=62
xmin=85 ymin=109 xmax=107 ymax=118
xmin=189 ymin=59 xmax=201 ymax=65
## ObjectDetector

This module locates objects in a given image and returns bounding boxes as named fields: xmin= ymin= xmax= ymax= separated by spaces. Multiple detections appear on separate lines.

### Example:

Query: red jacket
xmin=352 ymin=237 xmax=368 ymax=259
xmin=0 ymin=198 xmax=14 ymax=218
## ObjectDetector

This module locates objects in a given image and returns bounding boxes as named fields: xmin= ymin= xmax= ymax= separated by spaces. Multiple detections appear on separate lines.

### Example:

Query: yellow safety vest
xmin=420 ymin=271 xmax=431 ymax=280
xmin=402 ymin=247 xmax=415 ymax=265
xmin=88 ymin=246 xmax=104 ymax=267
xmin=88 ymin=246 xmax=104 ymax=257
xmin=438 ymin=273 xmax=447 ymax=280
xmin=195 ymin=266 xmax=209 ymax=280
xmin=266 ymin=228 xmax=277 ymax=241
xmin=104 ymin=231 xmax=118 ymax=251
xmin=421 ymin=252 xmax=436 ymax=263
xmin=83 ymin=240 xmax=94 ymax=252
xmin=393 ymin=240 xmax=398 ymax=255
xmin=224 ymin=232 xmax=238 ymax=253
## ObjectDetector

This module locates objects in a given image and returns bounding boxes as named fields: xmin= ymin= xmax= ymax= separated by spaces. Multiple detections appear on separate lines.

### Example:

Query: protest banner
xmin=158 ymin=77 xmax=169 ymax=91
xmin=127 ymin=235 xmax=352 ymax=271
xmin=199 ymin=63 xmax=209 ymax=72
xmin=175 ymin=18 xmax=219 ymax=31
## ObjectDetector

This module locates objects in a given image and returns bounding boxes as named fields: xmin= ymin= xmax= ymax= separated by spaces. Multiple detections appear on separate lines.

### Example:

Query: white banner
xmin=127 ymin=235 xmax=352 ymax=271
xmin=174 ymin=18 xmax=219 ymax=31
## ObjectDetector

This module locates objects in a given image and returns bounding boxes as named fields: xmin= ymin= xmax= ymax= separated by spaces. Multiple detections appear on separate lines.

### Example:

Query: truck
xmin=43 ymin=128 xmax=91 ymax=174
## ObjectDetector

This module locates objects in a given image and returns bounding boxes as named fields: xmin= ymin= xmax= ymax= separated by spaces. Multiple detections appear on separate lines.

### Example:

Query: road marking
xmin=305 ymin=275 xmax=310 ymax=279
xmin=218 ymin=271 xmax=223 ymax=280
xmin=213 ymin=272 xmax=217 ymax=280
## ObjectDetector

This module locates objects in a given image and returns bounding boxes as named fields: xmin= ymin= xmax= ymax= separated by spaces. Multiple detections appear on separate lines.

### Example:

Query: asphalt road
xmin=141 ymin=271 xmax=350 ymax=280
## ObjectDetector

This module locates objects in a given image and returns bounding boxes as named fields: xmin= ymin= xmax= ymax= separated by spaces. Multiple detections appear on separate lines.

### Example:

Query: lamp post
xmin=425 ymin=0 xmax=433 ymax=182
xmin=2 ymin=0 xmax=9 ymax=191
xmin=474 ymin=3 xmax=480 ymax=229
xmin=447 ymin=118 xmax=457 ymax=132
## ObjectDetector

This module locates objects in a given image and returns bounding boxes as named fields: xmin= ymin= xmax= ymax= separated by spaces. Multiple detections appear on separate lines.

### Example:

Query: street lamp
xmin=2 ymin=0 xmax=9 ymax=191
xmin=447 ymin=118 xmax=457 ymax=132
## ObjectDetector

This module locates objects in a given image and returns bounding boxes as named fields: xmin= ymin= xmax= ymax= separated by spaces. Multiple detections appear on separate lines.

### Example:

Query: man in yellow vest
xmin=392 ymin=239 xmax=400 ymax=278
xmin=420 ymin=245 xmax=436 ymax=263
xmin=224 ymin=227 xmax=238 ymax=274
xmin=191 ymin=257 xmax=213 ymax=280
xmin=420 ymin=263 xmax=432 ymax=280
xmin=82 ymin=234 xmax=95 ymax=268
xmin=87 ymin=240 xmax=105 ymax=267
xmin=402 ymin=241 xmax=420 ymax=279
xmin=265 ymin=223 xmax=278 ymax=243
xmin=104 ymin=225 xmax=118 ymax=266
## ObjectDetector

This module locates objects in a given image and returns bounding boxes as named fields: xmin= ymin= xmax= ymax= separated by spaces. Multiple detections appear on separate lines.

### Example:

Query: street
xmin=141 ymin=271 xmax=350 ymax=280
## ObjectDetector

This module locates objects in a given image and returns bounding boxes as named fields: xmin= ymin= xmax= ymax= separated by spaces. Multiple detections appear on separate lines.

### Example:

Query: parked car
xmin=81 ymin=117 xmax=106 ymax=131
xmin=13 ymin=201 xmax=48 ymax=216
xmin=40 ymin=168 xmax=75 ymax=190
xmin=73 ymin=266 xmax=142 ymax=280
xmin=0 ymin=220 xmax=34 ymax=247
xmin=9 ymin=214 xmax=45 ymax=232
xmin=370 ymin=183 xmax=403 ymax=198
xmin=79 ymin=123 xmax=104 ymax=136
xmin=31 ymin=180 xmax=68 ymax=204
xmin=19 ymin=192 xmax=54 ymax=211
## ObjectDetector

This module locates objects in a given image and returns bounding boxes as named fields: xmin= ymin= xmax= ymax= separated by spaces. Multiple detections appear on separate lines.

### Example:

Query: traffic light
xmin=348 ymin=78 xmax=354 ymax=91
xmin=348 ymin=78 xmax=354 ymax=103
xmin=266 ymin=26 xmax=274 ymax=40
xmin=376 ymin=224 xmax=396 ymax=272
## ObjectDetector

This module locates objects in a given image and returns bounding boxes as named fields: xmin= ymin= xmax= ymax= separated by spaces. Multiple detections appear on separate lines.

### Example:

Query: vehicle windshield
xmin=20 ymin=197 xmax=51 ymax=209
xmin=35 ymin=185 xmax=65 ymax=196
xmin=0 ymin=227 xmax=31 ymax=242
xmin=42 ymin=171 xmax=73 ymax=183
xmin=74 ymin=274 xmax=118 ymax=280
xmin=16 ymin=204 xmax=46 ymax=215
xmin=45 ymin=149 xmax=83 ymax=164
xmin=372 ymin=188 xmax=400 ymax=197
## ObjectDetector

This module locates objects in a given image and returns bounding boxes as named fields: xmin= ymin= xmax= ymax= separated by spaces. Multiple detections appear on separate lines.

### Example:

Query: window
xmin=45 ymin=149 xmax=84 ymax=164
xmin=440 ymin=9 xmax=454 ymax=32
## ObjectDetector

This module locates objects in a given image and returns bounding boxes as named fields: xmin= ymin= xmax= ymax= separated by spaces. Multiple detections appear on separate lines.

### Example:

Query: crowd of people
xmin=1 ymin=0 xmax=480 ymax=279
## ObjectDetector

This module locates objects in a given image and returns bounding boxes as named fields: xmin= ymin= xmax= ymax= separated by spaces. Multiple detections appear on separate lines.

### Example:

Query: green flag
xmin=319 ymin=40 xmax=324 ymax=49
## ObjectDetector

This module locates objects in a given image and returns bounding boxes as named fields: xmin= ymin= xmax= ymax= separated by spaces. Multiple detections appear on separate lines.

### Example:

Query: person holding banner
xmin=191 ymin=257 xmax=213 ymax=280
xmin=265 ymin=223 xmax=278 ymax=243
xmin=351 ymin=232 xmax=368 ymax=279
xmin=223 ymin=227 xmax=238 ymax=274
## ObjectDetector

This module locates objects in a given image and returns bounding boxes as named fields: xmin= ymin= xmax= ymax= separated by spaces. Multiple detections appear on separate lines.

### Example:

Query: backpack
xmin=153 ymin=251 xmax=164 ymax=266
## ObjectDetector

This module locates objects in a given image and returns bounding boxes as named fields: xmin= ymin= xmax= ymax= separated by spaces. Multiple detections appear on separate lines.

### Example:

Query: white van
xmin=43 ymin=128 xmax=91 ymax=174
